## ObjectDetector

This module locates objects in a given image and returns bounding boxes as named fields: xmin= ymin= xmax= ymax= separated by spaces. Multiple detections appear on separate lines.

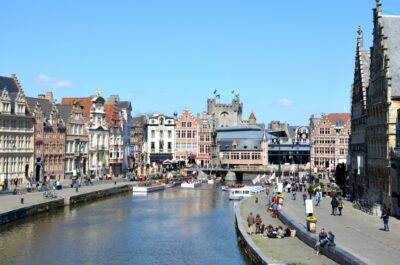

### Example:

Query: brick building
xmin=175 ymin=108 xmax=198 ymax=161
xmin=27 ymin=93 xmax=66 ymax=181
xmin=196 ymin=112 xmax=212 ymax=167
xmin=59 ymin=99 xmax=89 ymax=179
xmin=310 ymin=113 xmax=351 ymax=171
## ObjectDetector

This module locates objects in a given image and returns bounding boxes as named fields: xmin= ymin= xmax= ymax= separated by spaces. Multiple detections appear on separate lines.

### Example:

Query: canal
xmin=0 ymin=185 xmax=251 ymax=265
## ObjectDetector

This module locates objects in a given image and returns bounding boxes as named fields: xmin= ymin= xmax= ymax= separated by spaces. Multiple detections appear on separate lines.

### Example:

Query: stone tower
xmin=207 ymin=98 xmax=243 ymax=127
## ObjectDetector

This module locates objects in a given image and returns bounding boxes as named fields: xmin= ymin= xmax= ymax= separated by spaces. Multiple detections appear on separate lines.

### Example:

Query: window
xmin=168 ymin=130 xmax=172 ymax=138
xmin=167 ymin=142 xmax=172 ymax=152
xmin=151 ymin=130 xmax=155 ymax=138
xmin=176 ymin=130 xmax=181 ymax=138
xmin=187 ymin=130 xmax=192 ymax=138
xmin=181 ymin=131 xmax=186 ymax=138
xmin=159 ymin=140 xmax=164 ymax=151
xmin=151 ymin=142 xmax=155 ymax=152
xmin=187 ymin=122 xmax=192 ymax=127
xmin=182 ymin=122 xmax=186 ymax=128
xmin=160 ymin=130 xmax=164 ymax=138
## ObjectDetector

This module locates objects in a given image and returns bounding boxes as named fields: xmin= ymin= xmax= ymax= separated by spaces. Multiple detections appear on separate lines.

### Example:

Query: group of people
xmin=247 ymin=212 xmax=292 ymax=239
xmin=315 ymin=228 xmax=335 ymax=255
xmin=330 ymin=195 xmax=345 ymax=216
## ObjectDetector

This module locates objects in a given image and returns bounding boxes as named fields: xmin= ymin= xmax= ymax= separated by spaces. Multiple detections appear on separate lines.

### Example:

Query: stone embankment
xmin=0 ymin=182 xmax=133 ymax=225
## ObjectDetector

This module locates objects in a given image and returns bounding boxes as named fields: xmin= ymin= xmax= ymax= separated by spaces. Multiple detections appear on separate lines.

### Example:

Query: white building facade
xmin=88 ymin=96 xmax=109 ymax=177
xmin=145 ymin=114 xmax=175 ymax=163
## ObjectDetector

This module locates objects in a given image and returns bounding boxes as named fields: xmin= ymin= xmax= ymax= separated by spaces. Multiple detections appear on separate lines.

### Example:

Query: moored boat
xmin=228 ymin=186 xmax=265 ymax=200
xmin=181 ymin=181 xmax=202 ymax=189
xmin=132 ymin=184 xmax=166 ymax=193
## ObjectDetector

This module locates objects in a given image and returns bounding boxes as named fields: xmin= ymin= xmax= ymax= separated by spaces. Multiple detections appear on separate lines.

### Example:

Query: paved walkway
xmin=240 ymin=194 xmax=337 ymax=265
xmin=0 ymin=181 xmax=130 ymax=215
xmin=283 ymin=193 xmax=400 ymax=265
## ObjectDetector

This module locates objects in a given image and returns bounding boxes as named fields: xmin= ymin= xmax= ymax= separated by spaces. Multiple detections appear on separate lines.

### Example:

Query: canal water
xmin=0 ymin=185 xmax=250 ymax=265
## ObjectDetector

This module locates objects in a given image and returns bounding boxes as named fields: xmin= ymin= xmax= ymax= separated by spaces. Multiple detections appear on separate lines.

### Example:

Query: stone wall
xmin=0 ymin=199 xmax=64 ymax=225
xmin=278 ymin=211 xmax=366 ymax=265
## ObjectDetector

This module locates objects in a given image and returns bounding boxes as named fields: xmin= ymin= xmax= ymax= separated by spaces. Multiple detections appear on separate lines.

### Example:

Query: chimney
xmin=45 ymin=92 xmax=54 ymax=102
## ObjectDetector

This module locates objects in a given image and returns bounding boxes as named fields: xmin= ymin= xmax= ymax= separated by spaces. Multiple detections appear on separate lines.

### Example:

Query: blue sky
xmin=1 ymin=0 xmax=400 ymax=125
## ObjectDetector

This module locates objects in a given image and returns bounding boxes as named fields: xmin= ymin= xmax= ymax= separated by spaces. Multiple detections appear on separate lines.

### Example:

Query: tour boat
xmin=132 ymin=184 xmax=166 ymax=193
xmin=221 ymin=186 xmax=229 ymax=191
xmin=228 ymin=186 xmax=265 ymax=200
xmin=181 ymin=181 xmax=202 ymax=189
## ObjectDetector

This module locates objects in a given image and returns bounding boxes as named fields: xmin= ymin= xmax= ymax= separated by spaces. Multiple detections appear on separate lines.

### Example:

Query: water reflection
xmin=0 ymin=185 xmax=250 ymax=265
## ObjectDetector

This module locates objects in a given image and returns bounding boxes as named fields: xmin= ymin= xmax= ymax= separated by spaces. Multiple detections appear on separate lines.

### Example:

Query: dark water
xmin=0 ymin=185 xmax=250 ymax=265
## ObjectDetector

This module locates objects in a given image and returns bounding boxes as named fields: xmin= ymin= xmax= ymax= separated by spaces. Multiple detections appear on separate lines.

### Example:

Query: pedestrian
xmin=255 ymin=214 xmax=262 ymax=234
xmin=315 ymin=190 xmax=321 ymax=206
xmin=331 ymin=196 xmax=339 ymax=216
xmin=302 ymin=192 xmax=307 ymax=205
xmin=308 ymin=186 xmax=313 ymax=200
xmin=247 ymin=212 xmax=255 ymax=235
xmin=338 ymin=196 xmax=344 ymax=216
xmin=292 ymin=189 xmax=297 ymax=200
xmin=381 ymin=205 xmax=390 ymax=231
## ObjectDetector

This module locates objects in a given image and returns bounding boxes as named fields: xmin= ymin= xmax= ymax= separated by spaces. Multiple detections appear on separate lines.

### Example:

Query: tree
xmin=335 ymin=163 xmax=346 ymax=193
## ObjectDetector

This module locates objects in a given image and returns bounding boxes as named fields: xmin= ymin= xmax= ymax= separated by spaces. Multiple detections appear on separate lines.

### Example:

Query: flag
xmin=230 ymin=89 xmax=237 ymax=95
xmin=252 ymin=174 xmax=261 ymax=184
xmin=213 ymin=89 xmax=217 ymax=95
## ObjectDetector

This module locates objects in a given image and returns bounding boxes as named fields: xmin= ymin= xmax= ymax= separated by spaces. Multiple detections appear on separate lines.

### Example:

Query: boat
xmin=221 ymin=183 xmax=245 ymax=191
xmin=228 ymin=186 xmax=266 ymax=200
xmin=165 ymin=182 xmax=176 ymax=188
xmin=132 ymin=184 xmax=166 ymax=193
xmin=181 ymin=181 xmax=202 ymax=189
xmin=207 ymin=177 xmax=221 ymax=184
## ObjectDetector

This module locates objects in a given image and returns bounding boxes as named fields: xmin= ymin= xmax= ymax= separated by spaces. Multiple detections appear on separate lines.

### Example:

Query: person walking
xmin=338 ymin=196 xmax=344 ymax=216
xmin=302 ymin=192 xmax=307 ymax=205
xmin=381 ymin=206 xmax=390 ymax=231
xmin=255 ymin=214 xmax=262 ymax=234
xmin=292 ymin=189 xmax=297 ymax=200
xmin=247 ymin=212 xmax=255 ymax=235
xmin=331 ymin=196 xmax=339 ymax=216
xmin=315 ymin=190 xmax=321 ymax=206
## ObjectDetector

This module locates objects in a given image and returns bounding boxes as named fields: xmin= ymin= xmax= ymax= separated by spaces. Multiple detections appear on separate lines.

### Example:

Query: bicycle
xmin=43 ymin=190 xmax=58 ymax=199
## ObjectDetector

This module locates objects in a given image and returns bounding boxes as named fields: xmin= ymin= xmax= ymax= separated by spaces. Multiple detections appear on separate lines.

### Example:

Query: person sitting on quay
xmin=315 ymin=228 xmax=335 ymax=255
xmin=284 ymin=226 xmax=291 ymax=237
xmin=276 ymin=226 xmax=285 ymax=239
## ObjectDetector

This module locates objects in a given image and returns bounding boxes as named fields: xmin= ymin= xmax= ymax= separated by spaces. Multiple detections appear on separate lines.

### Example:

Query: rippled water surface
xmin=0 ymin=185 xmax=250 ymax=265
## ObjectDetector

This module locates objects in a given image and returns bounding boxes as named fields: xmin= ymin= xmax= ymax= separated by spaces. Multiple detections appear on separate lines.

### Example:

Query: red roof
xmin=61 ymin=97 xmax=93 ymax=118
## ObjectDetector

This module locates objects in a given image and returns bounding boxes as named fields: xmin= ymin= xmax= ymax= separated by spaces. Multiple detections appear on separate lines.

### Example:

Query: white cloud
xmin=34 ymin=74 xmax=73 ymax=88
xmin=278 ymin=98 xmax=293 ymax=106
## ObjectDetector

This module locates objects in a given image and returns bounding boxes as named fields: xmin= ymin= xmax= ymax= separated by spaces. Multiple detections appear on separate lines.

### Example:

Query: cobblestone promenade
xmin=283 ymin=193 xmax=400 ymax=265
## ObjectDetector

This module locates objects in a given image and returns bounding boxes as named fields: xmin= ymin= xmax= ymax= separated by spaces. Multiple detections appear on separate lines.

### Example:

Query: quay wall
xmin=0 ymin=199 xmax=64 ymax=225
xmin=234 ymin=204 xmax=286 ymax=265
xmin=65 ymin=184 xmax=132 ymax=205
xmin=0 ymin=184 xmax=133 ymax=226
xmin=278 ymin=211 xmax=367 ymax=265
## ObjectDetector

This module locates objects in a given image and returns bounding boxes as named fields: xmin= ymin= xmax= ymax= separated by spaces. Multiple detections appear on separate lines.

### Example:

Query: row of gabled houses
xmin=0 ymin=74 xmax=132 ymax=184
xmin=349 ymin=0 xmax=400 ymax=216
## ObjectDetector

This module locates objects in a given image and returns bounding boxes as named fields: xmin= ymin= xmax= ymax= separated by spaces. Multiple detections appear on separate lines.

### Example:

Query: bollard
xmin=76 ymin=187 xmax=78 ymax=192
xmin=21 ymin=198 xmax=24 ymax=204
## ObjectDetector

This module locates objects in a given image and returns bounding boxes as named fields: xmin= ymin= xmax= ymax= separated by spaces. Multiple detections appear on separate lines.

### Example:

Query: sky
xmin=1 ymin=0 xmax=400 ymax=125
